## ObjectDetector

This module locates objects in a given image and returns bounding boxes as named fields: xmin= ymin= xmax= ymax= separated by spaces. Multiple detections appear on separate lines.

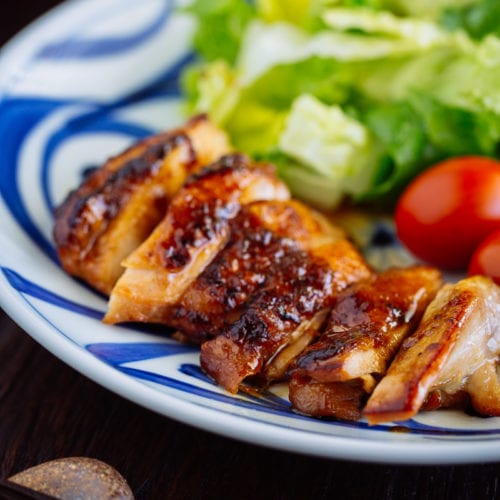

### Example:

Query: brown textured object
xmin=8 ymin=457 xmax=134 ymax=500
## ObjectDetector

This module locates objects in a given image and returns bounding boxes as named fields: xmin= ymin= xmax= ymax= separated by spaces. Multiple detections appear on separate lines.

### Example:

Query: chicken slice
xmin=54 ymin=115 xmax=231 ymax=295
xmin=288 ymin=266 xmax=442 ymax=420
xmin=200 ymin=237 xmax=372 ymax=394
xmin=289 ymin=376 xmax=369 ymax=421
xmin=364 ymin=276 xmax=500 ymax=424
xmin=104 ymin=154 xmax=290 ymax=324
xmin=167 ymin=199 xmax=346 ymax=343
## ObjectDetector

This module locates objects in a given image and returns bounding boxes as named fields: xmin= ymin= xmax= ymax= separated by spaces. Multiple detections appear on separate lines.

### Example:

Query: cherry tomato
xmin=468 ymin=230 xmax=500 ymax=285
xmin=395 ymin=156 xmax=500 ymax=270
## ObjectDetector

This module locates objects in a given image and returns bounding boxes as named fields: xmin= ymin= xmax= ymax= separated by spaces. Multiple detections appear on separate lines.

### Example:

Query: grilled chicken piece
xmin=200 ymin=237 xmax=372 ymax=394
xmin=288 ymin=266 xmax=442 ymax=420
xmin=167 ymin=199 xmax=347 ymax=343
xmin=104 ymin=154 xmax=290 ymax=324
xmin=364 ymin=276 xmax=500 ymax=424
xmin=53 ymin=115 xmax=231 ymax=295
xmin=289 ymin=376 xmax=370 ymax=421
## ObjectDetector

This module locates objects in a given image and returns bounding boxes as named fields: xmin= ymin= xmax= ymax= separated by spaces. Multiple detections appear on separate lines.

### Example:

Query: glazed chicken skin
xmin=288 ymin=266 xmax=442 ymax=420
xmin=364 ymin=276 xmax=500 ymax=424
xmin=53 ymin=117 xmax=500 ymax=424
xmin=104 ymin=154 xmax=290 ymax=325
xmin=166 ymin=199 xmax=347 ymax=343
xmin=53 ymin=115 xmax=231 ymax=295
xmin=200 ymin=231 xmax=372 ymax=394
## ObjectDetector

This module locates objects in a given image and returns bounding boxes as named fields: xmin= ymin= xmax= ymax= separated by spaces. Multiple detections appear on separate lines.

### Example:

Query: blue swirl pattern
xmin=36 ymin=1 xmax=173 ymax=60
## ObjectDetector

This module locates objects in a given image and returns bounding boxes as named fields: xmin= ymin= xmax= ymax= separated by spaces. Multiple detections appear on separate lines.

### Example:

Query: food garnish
xmin=395 ymin=156 xmax=500 ymax=270
xmin=181 ymin=0 xmax=500 ymax=210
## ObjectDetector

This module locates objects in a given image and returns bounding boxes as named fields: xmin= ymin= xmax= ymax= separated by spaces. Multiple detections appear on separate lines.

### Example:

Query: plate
xmin=1 ymin=0 xmax=500 ymax=465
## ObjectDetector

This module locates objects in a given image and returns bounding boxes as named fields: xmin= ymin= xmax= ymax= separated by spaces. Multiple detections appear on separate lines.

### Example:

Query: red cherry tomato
xmin=395 ymin=156 xmax=500 ymax=270
xmin=468 ymin=230 xmax=500 ymax=285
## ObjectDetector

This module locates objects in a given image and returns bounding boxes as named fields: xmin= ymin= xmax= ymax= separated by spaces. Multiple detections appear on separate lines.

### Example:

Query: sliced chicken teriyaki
xmin=166 ymin=199 xmax=347 ymax=344
xmin=200 ymin=233 xmax=372 ymax=394
xmin=364 ymin=276 xmax=500 ymax=424
xmin=288 ymin=266 xmax=442 ymax=420
xmin=104 ymin=154 xmax=290 ymax=325
xmin=53 ymin=114 xmax=500 ymax=424
xmin=53 ymin=115 xmax=231 ymax=295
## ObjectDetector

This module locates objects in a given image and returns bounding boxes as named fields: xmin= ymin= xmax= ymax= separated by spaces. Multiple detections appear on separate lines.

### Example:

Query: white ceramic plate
xmin=2 ymin=0 xmax=500 ymax=465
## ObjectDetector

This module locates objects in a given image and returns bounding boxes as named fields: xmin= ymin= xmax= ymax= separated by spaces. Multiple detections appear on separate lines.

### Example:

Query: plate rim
xmin=5 ymin=273 xmax=500 ymax=466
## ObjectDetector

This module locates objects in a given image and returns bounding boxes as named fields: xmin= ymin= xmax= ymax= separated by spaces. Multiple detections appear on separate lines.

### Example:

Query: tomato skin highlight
xmin=468 ymin=230 xmax=500 ymax=285
xmin=395 ymin=156 xmax=500 ymax=270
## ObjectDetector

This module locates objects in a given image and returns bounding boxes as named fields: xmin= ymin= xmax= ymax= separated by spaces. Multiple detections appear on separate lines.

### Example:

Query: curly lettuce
xmin=181 ymin=0 xmax=500 ymax=209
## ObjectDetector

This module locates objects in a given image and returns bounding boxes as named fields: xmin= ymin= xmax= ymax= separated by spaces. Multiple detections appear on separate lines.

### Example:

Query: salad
xmin=180 ymin=0 xmax=500 ymax=211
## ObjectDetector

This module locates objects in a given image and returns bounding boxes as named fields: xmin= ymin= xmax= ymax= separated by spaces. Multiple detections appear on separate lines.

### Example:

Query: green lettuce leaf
xmin=361 ymin=101 xmax=428 ymax=199
xmin=382 ymin=0 xmax=479 ymax=20
xmin=180 ymin=1 xmax=500 ymax=209
xmin=454 ymin=36 xmax=500 ymax=114
xmin=358 ymin=91 xmax=499 ymax=202
xmin=243 ymin=56 xmax=352 ymax=109
xmin=184 ymin=0 xmax=256 ymax=64
xmin=440 ymin=0 xmax=500 ymax=39
xmin=255 ymin=0 xmax=325 ymax=29
xmin=235 ymin=16 xmax=466 ymax=85
xmin=277 ymin=94 xmax=381 ymax=208
xmin=322 ymin=6 xmax=456 ymax=47
xmin=261 ymin=150 xmax=350 ymax=209
xmin=224 ymin=101 xmax=288 ymax=154
xmin=408 ymin=91 xmax=498 ymax=155
xmin=181 ymin=60 xmax=241 ymax=124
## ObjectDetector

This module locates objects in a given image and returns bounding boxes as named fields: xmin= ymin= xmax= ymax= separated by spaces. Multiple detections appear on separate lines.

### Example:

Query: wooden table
xmin=1 ymin=2 xmax=499 ymax=499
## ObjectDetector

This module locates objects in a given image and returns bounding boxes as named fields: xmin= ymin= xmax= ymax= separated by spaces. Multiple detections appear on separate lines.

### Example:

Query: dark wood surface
xmin=1 ymin=2 xmax=500 ymax=499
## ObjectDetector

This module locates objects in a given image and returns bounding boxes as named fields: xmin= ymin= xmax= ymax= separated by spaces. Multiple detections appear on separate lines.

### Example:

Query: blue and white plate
xmin=1 ymin=0 xmax=500 ymax=465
